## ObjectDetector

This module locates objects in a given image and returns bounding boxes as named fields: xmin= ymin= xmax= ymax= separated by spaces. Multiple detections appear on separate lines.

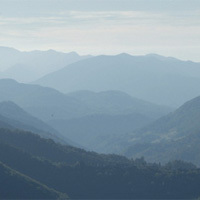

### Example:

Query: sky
xmin=0 ymin=0 xmax=200 ymax=61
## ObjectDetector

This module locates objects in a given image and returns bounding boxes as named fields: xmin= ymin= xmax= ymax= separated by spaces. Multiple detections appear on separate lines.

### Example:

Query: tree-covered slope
xmin=139 ymin=95 xmax=200 ymax=135
xmin=0 ymin=161 xmax=67 ymax=199
xmin=1 ymin=128 xmax=200 ymax=199
xmin=0 ymin=128 xmax=130 ymax=165
xmin=123 ymin=95 xmax=200 ymax=165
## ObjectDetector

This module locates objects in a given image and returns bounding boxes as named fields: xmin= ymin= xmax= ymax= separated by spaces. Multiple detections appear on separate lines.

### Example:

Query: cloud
xmin=0 ymin=8 xmax=199 ymax=61
xmin=1 ymin=9 xmax=199 ymax=28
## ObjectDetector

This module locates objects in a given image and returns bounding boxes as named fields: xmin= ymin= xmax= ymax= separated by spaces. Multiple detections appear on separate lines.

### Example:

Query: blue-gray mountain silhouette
xmin=35 ymin=53 xmax=200 ymax=107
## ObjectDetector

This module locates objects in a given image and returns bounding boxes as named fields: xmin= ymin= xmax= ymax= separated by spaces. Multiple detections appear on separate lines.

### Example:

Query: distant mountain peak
xmin=68 ymin=51 xmax=79 ymax=55
xmin=0 ymin=100 xmax=19 ymax=107
xmin=145 ymin=53 xmax=178 ymax=61
xmin=117 ymin=53 xmax=132 ymax=57
xmin=0 ymin=46 xmax=20 ymax=52
xmin=0 ymin=78 xmax=18 ymax=84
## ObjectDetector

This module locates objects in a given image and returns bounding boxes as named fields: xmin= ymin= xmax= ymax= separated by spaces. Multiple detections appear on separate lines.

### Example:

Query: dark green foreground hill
xmin=0 ymin=128 xmax=200 ymax=199
xmin=0 ymin=161 xmax=67 ymax=199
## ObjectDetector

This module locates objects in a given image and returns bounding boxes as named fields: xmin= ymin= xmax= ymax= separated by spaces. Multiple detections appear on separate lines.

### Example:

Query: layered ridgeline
xmin=0 ymin=79 xmax=170 ymax=121
xmin=0 ymin=79 xmax=90 ymax=121
xmin=67 ymin=90 xmax=171 ymax=119
xmin=0 ymin=79 xmax=171 ymax=151
xmin=0 ymin=128 xmax=200 ymax=199
xmin=0 ymin=46 xmax=91 ymax=82
xmin=120 ymin=95 xmax=200 ymax=166
xmin=48 ymin=113 xmax=153 ymax=153
xmin=0 ymin=101 xmax=73 ymax=145
xmin=35 ymin=53 xmax=200 ymax=107
xmin=48 ymin=90 xmax=171 ymax=152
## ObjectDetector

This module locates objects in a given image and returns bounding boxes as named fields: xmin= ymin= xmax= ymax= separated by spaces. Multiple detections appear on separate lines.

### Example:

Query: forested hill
xmin=139 ymin=95 xmax=200 ymax=135
xmin=0 ymin=161 xmax=67 ymax=199
xmin=122 ymin=95 xmax=200 ymax=165
xmin=0 ymin=128 xmax=130 ymax=166
xmin=0 ymin=128 xmax=200 ymax=199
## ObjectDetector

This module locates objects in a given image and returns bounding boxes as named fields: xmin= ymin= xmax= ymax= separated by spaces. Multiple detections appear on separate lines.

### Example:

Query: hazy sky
xmin=0 ymin=0 xmax=200 ymax=61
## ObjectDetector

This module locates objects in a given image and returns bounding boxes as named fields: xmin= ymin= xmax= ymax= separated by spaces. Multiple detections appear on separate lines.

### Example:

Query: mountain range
xmin=0 ymin=127 xmax=200 ymax=199
xmin=0 ymin=101 xmax=73 ymax=145
xmin=1 ymin=46 xmax=200 ymax=199
xmin=1 ymin=46 xmax=200 ymax=107
xmin=35 ymin=53 xmax=200 ymax=107
xmin=0 ymin=79 xmax=170 ymax=122
xmin=1 ymin=78 xmax=200 ymax=165
xmin=0 ymin=46 xmax=91 ymax=82
xmin=0 ymin=79 xmax=89 ymax=121
xmin=0 ymin=79 xmax=172 ymax=152
xmin=67 ymin=90 xmax=171 ymax=119
xmin=48 ymin=113 xmax=153 ymax=153
xmin=115 ymin=95 xmax=200 ymax=166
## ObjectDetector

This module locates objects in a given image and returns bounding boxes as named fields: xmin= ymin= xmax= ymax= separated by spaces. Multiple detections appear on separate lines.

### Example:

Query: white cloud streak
xmin=0 ymin=10 xmax=199 ymax=61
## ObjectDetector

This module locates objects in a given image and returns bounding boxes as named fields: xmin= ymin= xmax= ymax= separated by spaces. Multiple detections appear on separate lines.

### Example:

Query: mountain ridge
xmin=0 ymin=127 xmax=200 ymax=199
xmin=119 ymin=95 xmax=200 ymax=165
xmin=0 ymin=46 xmax=92 ymax=82
xmin=34 ymin=53 xmax=200 ymax=107
xmin=0 ymin=79 xmax=171 ymax=121
xmin=0 ymin=100 xmax=74 ymax=145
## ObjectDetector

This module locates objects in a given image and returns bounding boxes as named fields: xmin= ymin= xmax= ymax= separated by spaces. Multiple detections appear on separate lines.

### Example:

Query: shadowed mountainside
xmin=0 ymin=161 xmax=67 ymax=199
xmin=0 ymin=128 xmax=200 ymax=199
